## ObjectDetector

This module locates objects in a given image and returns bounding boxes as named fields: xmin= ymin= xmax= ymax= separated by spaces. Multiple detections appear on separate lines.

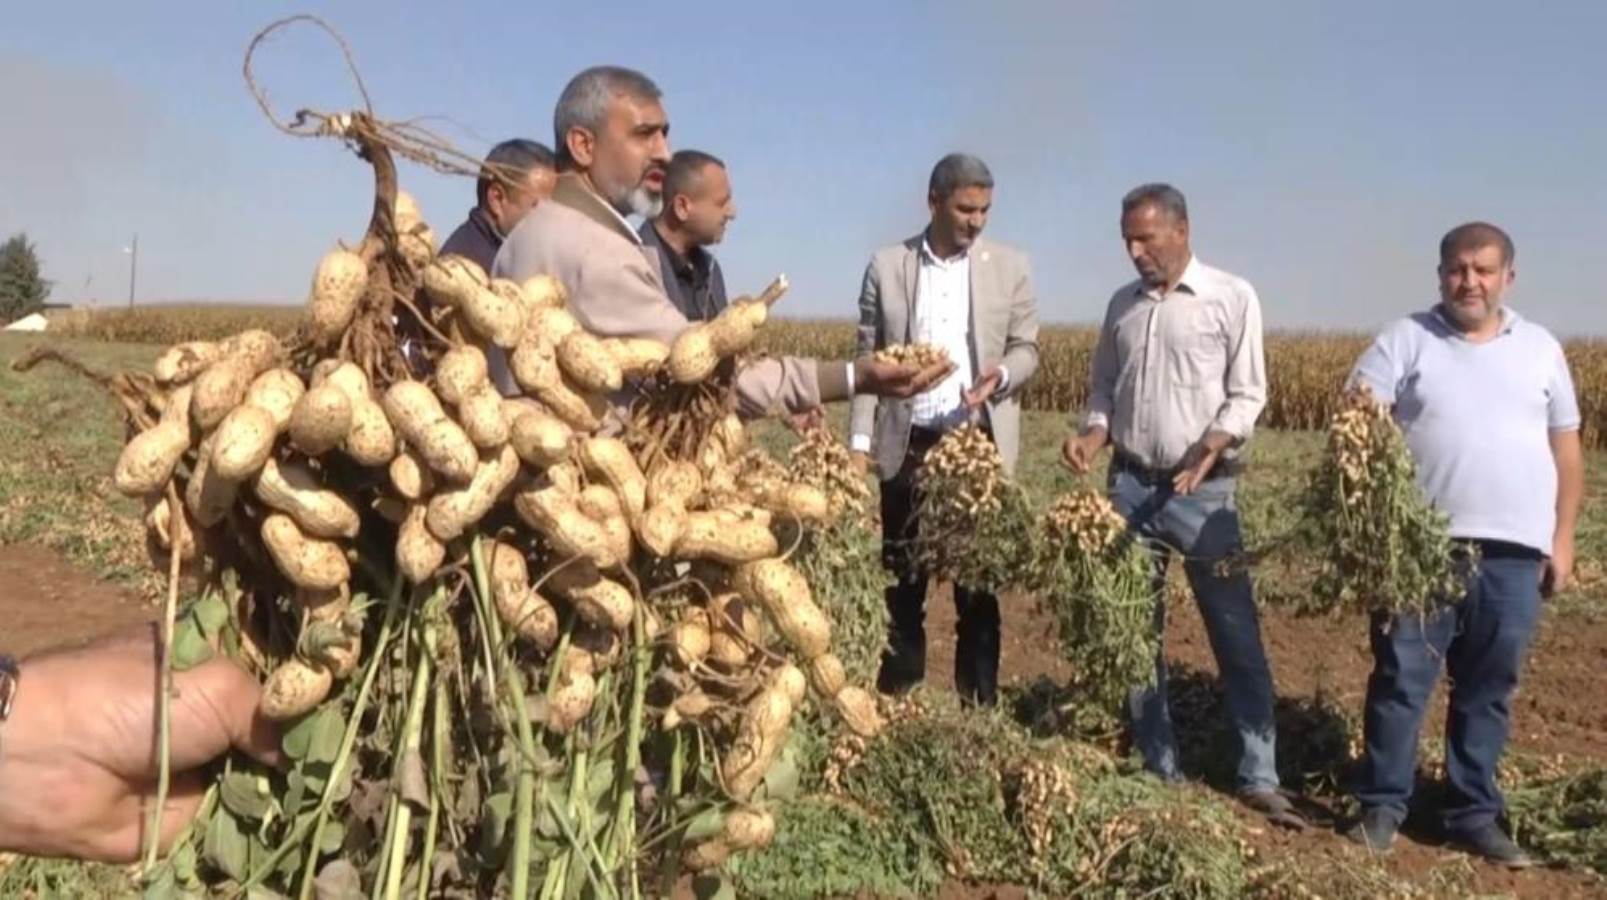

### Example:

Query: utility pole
xmin=126 ymin=234 xmax=138 ymax=307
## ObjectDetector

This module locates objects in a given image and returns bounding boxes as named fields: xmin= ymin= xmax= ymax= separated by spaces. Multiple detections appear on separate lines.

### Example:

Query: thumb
xmin=172 ymin=656 xmax=283 ymax=771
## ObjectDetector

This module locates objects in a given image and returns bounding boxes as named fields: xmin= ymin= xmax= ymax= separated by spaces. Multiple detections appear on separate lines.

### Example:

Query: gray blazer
xmin=849 ymin=234 xmax=1041 ymax=480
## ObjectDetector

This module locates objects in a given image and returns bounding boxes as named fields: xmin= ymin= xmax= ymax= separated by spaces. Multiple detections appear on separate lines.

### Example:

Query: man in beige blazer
xmin=493 ymin=66 xmax=949 ymax=418
xmin=850 ymin=153 xmax=1041 ymax=706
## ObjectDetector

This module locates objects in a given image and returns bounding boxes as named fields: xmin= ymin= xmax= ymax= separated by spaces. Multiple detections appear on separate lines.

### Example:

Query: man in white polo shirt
xmin=1345 ymin=222 xmax=1584 ymax=868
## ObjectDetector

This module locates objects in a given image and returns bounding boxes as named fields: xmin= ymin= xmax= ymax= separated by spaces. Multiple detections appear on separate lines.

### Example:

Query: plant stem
xmin=415 ymin=672 xmax=448 ymax=900
xmin=611 ymin=604 xmax=649 ymax=899
xmin=276 ymin=574 xmax=406 ymax=900
xmin=371 ymin=611 xmax=417 ymax=900
xmin=142 ymin=489 xmax=185 ymax=875
xmin=382 ymin=626 xmax=434 ymax=900
xmin=471 ymin=537 xmax=538 ymax=900
xmin=658 ymin=731 xmax=686 ymax=897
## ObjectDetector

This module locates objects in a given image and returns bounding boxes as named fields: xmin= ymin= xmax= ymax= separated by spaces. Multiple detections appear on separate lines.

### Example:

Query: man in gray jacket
xmin=494 ymin=66 xmax=948 ymax=416
xmin=850 ymin=153 xmax=1041 ymax=706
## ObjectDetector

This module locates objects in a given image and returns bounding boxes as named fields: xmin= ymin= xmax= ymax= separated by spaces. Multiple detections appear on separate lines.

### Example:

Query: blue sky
xmin=4 ymin=1 xmax=1606 ymax=333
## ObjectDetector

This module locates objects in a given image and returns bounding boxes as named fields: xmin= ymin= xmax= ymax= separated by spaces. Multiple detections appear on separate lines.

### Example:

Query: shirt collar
xmin=642 ymin=221 xmax=709 ymax=278
xmin=551 ymin=172 xmax=642 ymax=245
xmin=469 ymin=206 xmax=503 ymax=242
xmin=604 ymin=202 xmax=641 ymax=245
xmin=1135 ymin=255 xmax=1203 ymax=300
xmin=1430 ymin=303 xmax=1520 ymax=339
xmin=919 ymin=233 xmax=969 ymax=267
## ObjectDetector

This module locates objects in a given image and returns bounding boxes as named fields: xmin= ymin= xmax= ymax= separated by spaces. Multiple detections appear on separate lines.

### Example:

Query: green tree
xmin=0 ymin=232 xmax=52 ymax=323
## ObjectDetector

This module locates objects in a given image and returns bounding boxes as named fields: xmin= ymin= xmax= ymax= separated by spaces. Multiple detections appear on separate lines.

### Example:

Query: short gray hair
xmin=1121 ymin=183 xmax=1188 ymax=222
xmin=553 ymin=66 xmax=662 ymax=168
xmin=928 ymin=153 xmax=994 ymax=201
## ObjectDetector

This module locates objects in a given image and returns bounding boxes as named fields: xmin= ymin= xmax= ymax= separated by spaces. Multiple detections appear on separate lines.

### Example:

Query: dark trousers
xmin=1353 ymin=542 xmax=1544 ymax=835
xmin=875 ymin=427 xmax=1001 ymax=706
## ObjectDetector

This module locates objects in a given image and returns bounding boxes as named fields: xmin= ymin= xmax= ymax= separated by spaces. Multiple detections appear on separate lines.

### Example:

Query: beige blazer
xmin=493 ymin=175 xmax=847 ymax=418
xmin=849 ymin=234 xmax=1041 ymax=480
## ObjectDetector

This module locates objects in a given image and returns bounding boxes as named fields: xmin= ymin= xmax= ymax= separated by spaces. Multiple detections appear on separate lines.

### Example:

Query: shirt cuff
xmin=997 ymin=365 xmax=1011 ymax=394
xmin=1083 ymin=410 xmax=1110 ymax=432
xmin=814 ymin=360 xmax=851 ymax=403
xmin=1209 ymin=408 xmax=1255 ymax=443
xmin=849 ymin=434 xmax=872 ymax=453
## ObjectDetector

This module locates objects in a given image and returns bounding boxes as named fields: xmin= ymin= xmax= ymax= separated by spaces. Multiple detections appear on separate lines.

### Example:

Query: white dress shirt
xmin=848 ymin=237 xmax=1011 ymax=452
xmin=909 ymin=238 xmax=976 ymax=430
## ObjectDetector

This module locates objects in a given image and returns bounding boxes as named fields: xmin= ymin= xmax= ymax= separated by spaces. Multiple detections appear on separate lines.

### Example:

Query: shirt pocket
xmin=1167 ymin=330 xmax=1224 ymax=390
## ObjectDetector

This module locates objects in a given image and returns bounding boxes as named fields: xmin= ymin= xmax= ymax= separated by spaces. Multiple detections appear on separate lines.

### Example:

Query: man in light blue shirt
xmin=1345 ymin=222 xmax=1585 ymax=868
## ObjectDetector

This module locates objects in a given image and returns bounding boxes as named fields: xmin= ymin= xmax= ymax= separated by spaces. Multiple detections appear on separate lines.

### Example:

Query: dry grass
xmin=49 ymin=303 xmax=302 ymax=344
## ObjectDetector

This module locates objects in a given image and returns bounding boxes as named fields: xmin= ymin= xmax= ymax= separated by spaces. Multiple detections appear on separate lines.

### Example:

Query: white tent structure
xmin=2 ymin=312 xmax=49 ymax=332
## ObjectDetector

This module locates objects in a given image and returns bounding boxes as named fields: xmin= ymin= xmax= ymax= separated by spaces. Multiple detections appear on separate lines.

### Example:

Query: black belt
xmin=1464 ymin=539 xmax=1544 ymax=562
xmin=1111 ymin=450 xmax=1239 ymax=486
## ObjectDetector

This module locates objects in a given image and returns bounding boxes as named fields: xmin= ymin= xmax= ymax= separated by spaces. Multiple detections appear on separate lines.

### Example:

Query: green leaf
xmin=170 ymin=618 xmax=214 ymax=672
xmin=758 ymin=751 xmax=800 ymax=803
xmin=585 ymin=757 xmax=615 ymax=807
xmin=530 ymin=835 xmax=562 ymax=860
xmin=477 ymin=791 xmax=513 ymax=862
xmin=191 ymin=590 xmax=230 ymax=637
xmin=264 ymin=832 xmax=300 ymax=882
xmin=328 ymin=761 xmax=354 ymax=804
xmin=308 ymin=705 xmax=346 ymax=765
xmin=318 ymin=819 xmax=347 ymax=856
xmin=283 ymin=771 xmax=306 ymax=818
xmin=203 ymin=809 xmax=249 ymax=882
xmin=282 ymin=712 xmax=319 ymax=762
xmin=220 ymin=771 xmax=273 ymax=821
xmin=534 ymin=803 xmax=561 ymax=839
xmin=141 ymin=861 xmax=177 ymax=900
xmin=683 ymin=806 xmax=727 ymax=842
xmin=171 ymin=839 xmax=198 ymax=883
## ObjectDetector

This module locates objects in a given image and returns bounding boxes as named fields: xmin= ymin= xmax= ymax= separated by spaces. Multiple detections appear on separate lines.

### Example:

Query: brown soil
xmin=0 ymin=543 xmax=153 ymax=657
xmin=919 ymin=582 xmax=1607 ymax=898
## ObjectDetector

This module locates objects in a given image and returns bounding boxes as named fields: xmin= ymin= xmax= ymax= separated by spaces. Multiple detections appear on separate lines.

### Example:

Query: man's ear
xmin=672 ymin=193 xmax=691 ymax=222
xmin=565 ymin=126 xmax=596 ymax=168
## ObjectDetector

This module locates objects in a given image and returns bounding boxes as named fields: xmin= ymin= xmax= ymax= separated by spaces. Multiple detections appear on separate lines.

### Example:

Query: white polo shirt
xmin=1349 ymin=306 xmax=1579 ymax=555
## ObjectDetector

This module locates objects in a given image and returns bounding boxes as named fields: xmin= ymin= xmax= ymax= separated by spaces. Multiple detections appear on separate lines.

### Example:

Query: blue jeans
xmin=1110 ymin=471 xmax=1281 ymax=793
xmin=1353 ymin=546 xmax=1543 ymax=835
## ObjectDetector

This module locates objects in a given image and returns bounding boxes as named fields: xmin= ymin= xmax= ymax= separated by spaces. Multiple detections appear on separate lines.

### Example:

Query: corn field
xmin=41 ymin=308 xmax=1607 ymax=449
xmin=756 ymin=320 xmax=1607 ymax=450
